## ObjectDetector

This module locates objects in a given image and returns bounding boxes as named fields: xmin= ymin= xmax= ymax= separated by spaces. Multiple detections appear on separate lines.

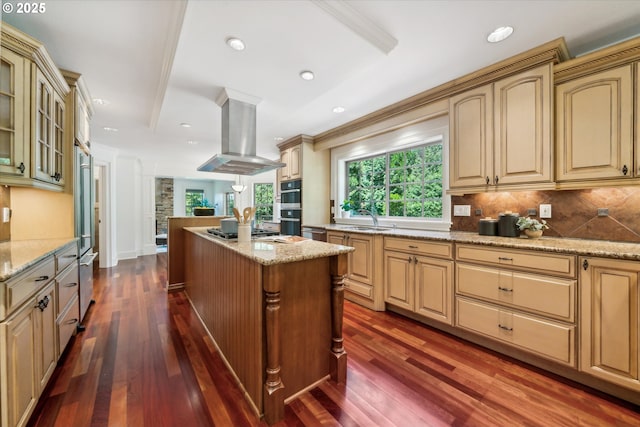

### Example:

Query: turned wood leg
xmin=330 ymin=254 xmax=348 ymax=384
xmin=263 ymin=290 xmax=284 ymax=425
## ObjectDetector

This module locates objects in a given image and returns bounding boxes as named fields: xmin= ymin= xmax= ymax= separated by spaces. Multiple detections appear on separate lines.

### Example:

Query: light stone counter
xmin=319 ymin=224 xmax=640 ymax=261
xmin=185 ymin=227 xmax=354 ymax=266
xmin=0 ymin=238 xmax=77 ymax=281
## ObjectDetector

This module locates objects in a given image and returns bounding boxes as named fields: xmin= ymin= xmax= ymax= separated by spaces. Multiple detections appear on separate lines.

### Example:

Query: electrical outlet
xmin=475 ymin=209 xmax=483 ymax=216
xmin=539 ymin=204 xmax=552 ymax=218
xmin=527 ymin=208 xmax=537 ymax=216
xmin=597 ymin=208 xmax=609 ymax=217
xmin=2 ymin=208 xmax=9 ymax=223
xmin=453 ymin=205 xmax=471 ymax=216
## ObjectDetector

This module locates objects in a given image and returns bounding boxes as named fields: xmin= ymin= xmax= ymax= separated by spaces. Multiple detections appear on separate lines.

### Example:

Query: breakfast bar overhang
xmin=182 ymin=227 xmax=354 ymax=425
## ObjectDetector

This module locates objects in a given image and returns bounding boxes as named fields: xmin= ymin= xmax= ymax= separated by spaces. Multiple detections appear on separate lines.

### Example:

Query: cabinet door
xmin=384 ymin=251 xmax=413 ymax=310
xmin=0 ymin=49 xmax=29 ymax=177
xmin=34 ymin=68 xmax=54 ymax=183
xmin=51 ymin=91 xmax=65 ymax=185
xmin=347 ymin=233 xmax=373 ymax=285
xmin=326 ymin=232 xmax=345 ymax=246
xmin=279 ymin=149 xmax=290 ymax=181
xmin=580 ymin=257 xmax=640 ymax=391
xmin=556 ymin=65 xmax=633 ymax=181
xmin=415 ymin=256 xmax=453 ymax=324
xmin=289 ymin=145 xmax=301 ymax=180
xmin=449 ymin=84 xmax=493 ymax=188
xmin=2 ymin=303 xmax=38 ymax=427
xmin=35 ymin=283 xmax=57 ymax=391
xmin=494 ymin=64 xmax=552 ymax=185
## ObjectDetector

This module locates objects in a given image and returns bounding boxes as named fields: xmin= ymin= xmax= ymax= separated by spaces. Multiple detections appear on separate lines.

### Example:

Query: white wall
xmin=92 ymin=143 xmax=118 ymax=268
xmin=115 ymin=156 xmax=142 ymax=260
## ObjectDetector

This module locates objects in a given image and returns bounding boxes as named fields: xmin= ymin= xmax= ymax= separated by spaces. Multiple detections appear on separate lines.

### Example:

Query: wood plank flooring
xmin=28 ymin=254 xmax=640 ymax=426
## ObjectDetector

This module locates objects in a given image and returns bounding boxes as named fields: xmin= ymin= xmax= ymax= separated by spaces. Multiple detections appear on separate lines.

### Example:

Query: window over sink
xmin=332 ymin=116 xmax=451 ymax=231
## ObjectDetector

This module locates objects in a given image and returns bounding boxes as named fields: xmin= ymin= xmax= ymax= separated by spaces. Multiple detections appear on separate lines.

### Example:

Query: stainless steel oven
xmin=280 ymin=179 xmax=301 ymax=209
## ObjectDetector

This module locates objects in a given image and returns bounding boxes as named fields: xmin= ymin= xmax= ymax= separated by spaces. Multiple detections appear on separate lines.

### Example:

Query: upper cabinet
xmin=278 ymin=143 xmax=301 ymax=182
xmin=0 ymin=48 xmax=30 ymax=178
xmin=449 ymin=64 xmax=553 ymax=193
xmin=0 ymin=23 xmax=71 ymax=191
xmin=554 ymin=37 xmax=640 ymax=188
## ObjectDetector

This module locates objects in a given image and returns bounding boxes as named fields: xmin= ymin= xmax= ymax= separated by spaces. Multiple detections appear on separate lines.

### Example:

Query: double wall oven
xmin=280 ymin=179 xmax=301 ymax=236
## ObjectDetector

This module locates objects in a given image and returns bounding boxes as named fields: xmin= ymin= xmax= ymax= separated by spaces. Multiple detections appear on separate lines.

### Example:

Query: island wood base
xmin=184 ymin=231 xmax=348 ymax=425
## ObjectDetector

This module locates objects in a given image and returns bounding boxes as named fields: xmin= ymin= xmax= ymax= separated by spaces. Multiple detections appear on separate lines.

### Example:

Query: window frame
xmin=331 ymin=117 xmax=451 ymax=231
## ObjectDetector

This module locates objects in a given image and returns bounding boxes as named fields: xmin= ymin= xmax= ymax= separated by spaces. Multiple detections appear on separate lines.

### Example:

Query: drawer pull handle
xmin=498 ymin=257 xmax=513 ymax=261
xmin=35 ymin=275 xmax=50 ymax=282
xmin=498 ymin=286 xmax=513 ymax=292
xmin=64 ymin=282 xmax=78 ymax=288
xmin=498 ymin=324 xmax=513 ymax=332
xmin=63 ymin=254 xmax=77 ymax=259
xmin=408 ymin=245 xmax=418 ymax=249
xmin=65 ymin=318 xmax=79 ymax=325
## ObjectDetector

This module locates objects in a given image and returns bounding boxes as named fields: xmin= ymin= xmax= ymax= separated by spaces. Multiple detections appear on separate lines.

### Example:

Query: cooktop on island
xmin=206 ymin=227 xmax=279 ymax=240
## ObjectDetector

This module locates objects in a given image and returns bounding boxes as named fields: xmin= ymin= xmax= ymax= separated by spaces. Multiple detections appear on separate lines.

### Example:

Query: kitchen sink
xmin=343 ymin=226 xmax=391 ymax=231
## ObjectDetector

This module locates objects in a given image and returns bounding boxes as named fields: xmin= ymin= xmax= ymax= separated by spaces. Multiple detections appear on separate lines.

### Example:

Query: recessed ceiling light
xmin=332 ymin=106 xmax=345 ymax=113
xmin=299 ymin=70 xmax=315 ymax=81
xmin=226 ymin=37 xmax=245 ymax=51
xmin=92 ymin=98 xmax=110 ymax=105
xmin=487 ymin=26 xmax=514 ymax=43
xmin=187 ymin=140 xmax=198 ymax=145
xmin=103 ymin=126 xmax=118 ymax=132
xmin=180 ymin=122 xmax=191 ymax=128
xmin=274 ymin=137 xmax=284 ymax=142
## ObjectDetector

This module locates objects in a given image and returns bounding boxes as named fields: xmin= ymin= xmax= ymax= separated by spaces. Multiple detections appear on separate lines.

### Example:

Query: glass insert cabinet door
xmin=0 ymin=49 xmax=28 ymax=177
xmin=34 ymin=67 xmax=65 ymax=185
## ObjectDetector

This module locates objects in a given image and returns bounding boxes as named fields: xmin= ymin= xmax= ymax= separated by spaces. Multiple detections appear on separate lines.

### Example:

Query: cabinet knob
xmin=408 ymin=256 xmax=413 ymax=263
xmin=413 ymin=256 xmax=418 ymax=264
xmin=486 ymin=176 xmax=490 ymax=185
xmin=494 ymin=175 xmax=499 ymax=185
xmin=622 ymin=165 xmax=629 ymax=176
xmin=17 ymin=162 xmax=25 ymax=174
xmin=51 ymin=172 xmax=62 ymax=182
xmin=582 ymin=259 xmax=589 ymax=270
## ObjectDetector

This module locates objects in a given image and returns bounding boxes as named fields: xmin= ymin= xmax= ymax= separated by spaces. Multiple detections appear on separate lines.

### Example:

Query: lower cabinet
xmin=1 ymin=281 xmax=56 ymax=427
xmin=326 ymin=231 xmax=384 ymax=310
xmin=580 ymin=257 xmax=640 ymax=391
xmin=384 ymin=237 xmax=453 ymax=325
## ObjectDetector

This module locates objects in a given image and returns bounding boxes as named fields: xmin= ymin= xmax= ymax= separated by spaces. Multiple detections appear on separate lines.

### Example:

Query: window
xmin=253 ymin=183 xmax=274 ymax=222
xmin=346 ymin=141 xmax=444 ymax=219
xmin=225 ymin=192 xmax=235 ymax=216
xmin=185 ymin=189 xmax=204 ymax=216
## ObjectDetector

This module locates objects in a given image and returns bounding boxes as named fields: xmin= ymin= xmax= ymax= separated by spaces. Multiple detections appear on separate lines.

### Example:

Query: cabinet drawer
xmin=456 ymin=263 xmax=576 ymax=322
xmin=385 ymin=237 xmax=452 ymax=259
xmin=456 ymin=244 xmax=576 ymax=278
xmin=456 ymin=297 xmax=575 ymax=366
xmin=6 ymin=256 xmax=55 ymax=316
xmin=56 ymin=263 xmax=79 ymax=316
xmin=56 ymin=243 xmax=78 ymax=274
xmin=345 ymin=279 xmax=373 ymax=299
xmin=57 ymin=294 xmax=79 ymax=353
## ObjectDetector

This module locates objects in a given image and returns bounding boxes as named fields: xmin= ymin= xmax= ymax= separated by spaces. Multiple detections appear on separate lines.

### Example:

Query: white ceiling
xmin=4 ymin=0 xmax=640 ymax=179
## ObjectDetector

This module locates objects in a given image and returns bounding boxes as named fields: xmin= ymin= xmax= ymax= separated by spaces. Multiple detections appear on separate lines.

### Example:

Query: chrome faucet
xmin=358 ymin=209 xmax=379 ymax=227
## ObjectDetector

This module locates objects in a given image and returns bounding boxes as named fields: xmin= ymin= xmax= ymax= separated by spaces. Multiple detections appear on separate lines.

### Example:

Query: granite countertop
xmin=318 ymin=224 xmax=640 ymax=261
xmin=186 ymin=227 xmax=354 ymax=266
xmin=0 ymin=238 xmax=77 ymax=281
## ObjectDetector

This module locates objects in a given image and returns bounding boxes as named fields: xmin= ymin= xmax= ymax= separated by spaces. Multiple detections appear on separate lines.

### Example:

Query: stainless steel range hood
xmin=198 ymin=90 xmax=285 ymax=175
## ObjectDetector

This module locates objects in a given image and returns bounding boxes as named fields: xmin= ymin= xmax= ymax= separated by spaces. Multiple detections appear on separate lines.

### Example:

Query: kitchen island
xmin=183 ymin=227 xmax=354 ymax=425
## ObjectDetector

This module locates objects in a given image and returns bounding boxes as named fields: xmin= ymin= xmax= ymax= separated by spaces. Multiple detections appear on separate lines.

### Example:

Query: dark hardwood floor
xmin=28 ymin=254 xmax=640 ymax=427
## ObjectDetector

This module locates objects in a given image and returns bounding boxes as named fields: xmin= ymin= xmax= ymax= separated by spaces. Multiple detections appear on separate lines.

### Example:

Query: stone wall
xmin=155 ymin=178 xmax=174 ymax=235
xmin=451 ymin=186 xmax=640 ymax=243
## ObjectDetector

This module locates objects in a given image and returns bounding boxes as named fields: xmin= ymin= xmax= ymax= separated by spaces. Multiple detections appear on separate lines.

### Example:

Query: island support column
xmin=330 ymin=253 xmax=348 ymax=383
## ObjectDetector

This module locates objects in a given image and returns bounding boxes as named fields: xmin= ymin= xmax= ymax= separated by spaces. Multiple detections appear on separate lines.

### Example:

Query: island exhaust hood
xmin=197 ymin=89 xmax=285 ymax=175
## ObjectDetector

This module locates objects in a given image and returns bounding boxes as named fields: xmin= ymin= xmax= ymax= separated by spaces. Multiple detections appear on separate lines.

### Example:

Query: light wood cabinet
xmin=279 ymin=144 xmax=301 ymax=181
xmin=1 ymin=279 xmax=56 ymax=427
xmin=384 ymin=237 xmax=453 ymax=324
xmin=455 ymin=244 xmax=576 ymax=366
xmin=0 ymin=23 xmax=71 ymax=192
xmin=556 ymin=65 xmax=634 ymax=182
xmin=326 ymin=231 xmax=384 ymax=310
xmin=34 ymin=68 xmax=67 ymax=187
xmin=449 ymin=64 xmax=553 ymax=193
xmin=580 ymin=257 xmax=640 ymax=391
xmin=0 ymin=48 xmax=30 ymax=178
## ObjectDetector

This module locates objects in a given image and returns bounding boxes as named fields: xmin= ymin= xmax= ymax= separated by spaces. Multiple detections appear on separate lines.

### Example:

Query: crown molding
xmin=61 ymin=69 xmax=95 ymax=117
xmin=277 ymin=134 xmax=314 ymax=151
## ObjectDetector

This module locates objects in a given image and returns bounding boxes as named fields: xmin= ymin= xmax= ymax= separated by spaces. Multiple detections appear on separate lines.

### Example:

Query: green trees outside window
xmin=346 ymin=142 xmax=443 ymax=218
xmin=253 ymin=183 xmax=274 ymax=222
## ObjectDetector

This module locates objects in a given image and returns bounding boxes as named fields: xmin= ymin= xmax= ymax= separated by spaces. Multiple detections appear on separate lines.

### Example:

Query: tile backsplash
xmin=451 ymin=187 xmax=640 ymax=243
